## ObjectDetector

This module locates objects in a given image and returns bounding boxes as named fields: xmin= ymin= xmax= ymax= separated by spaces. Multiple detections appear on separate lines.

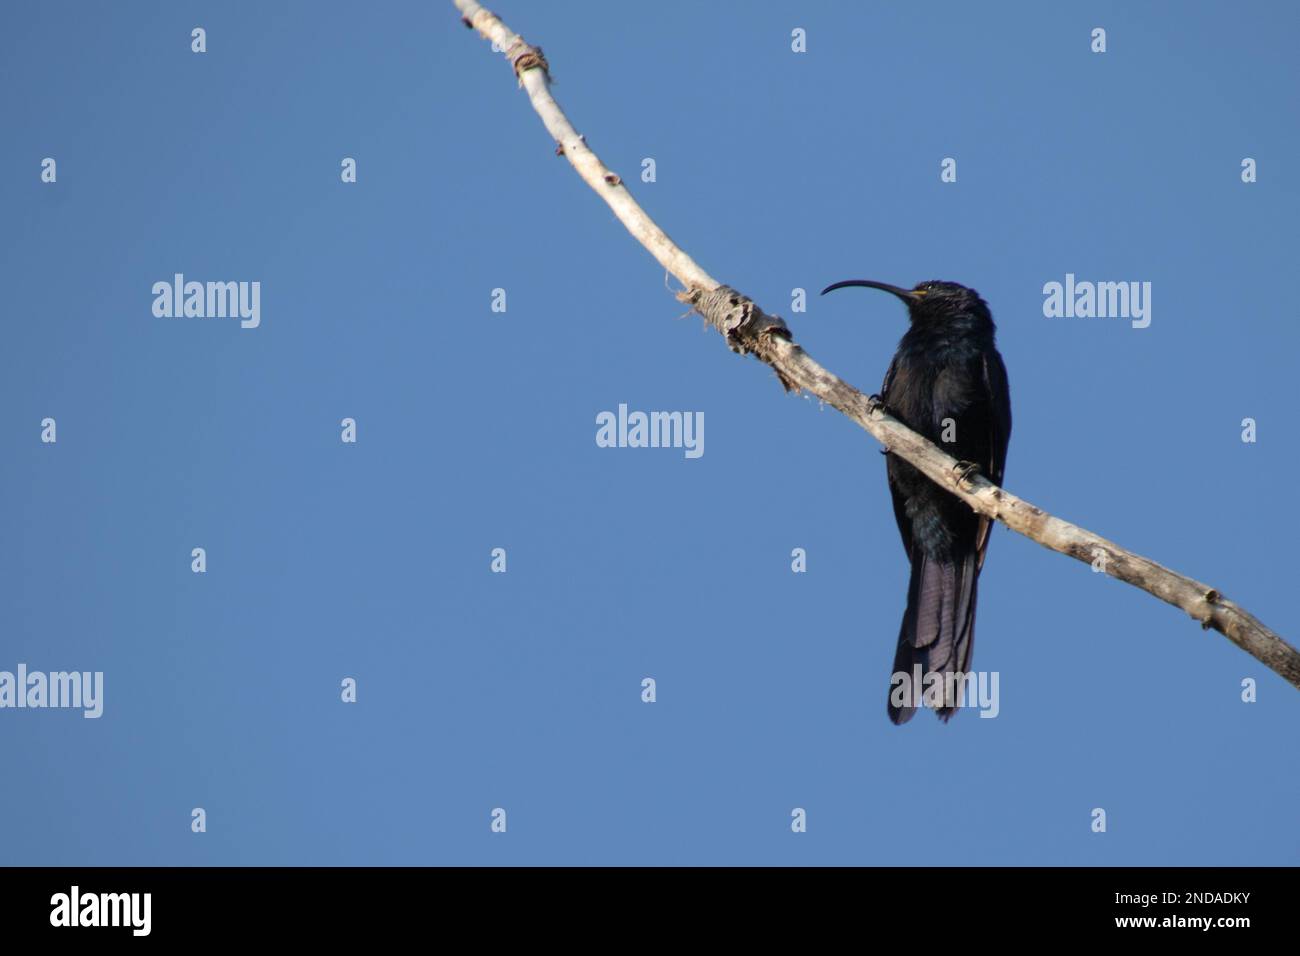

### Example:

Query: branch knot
xmin=683 ymin=285 xmax=790 ymax=348
xmin=679 ymin=285 xmax=795 ymax=389
xmin=508 ymin=41 xmax=550 ymax=82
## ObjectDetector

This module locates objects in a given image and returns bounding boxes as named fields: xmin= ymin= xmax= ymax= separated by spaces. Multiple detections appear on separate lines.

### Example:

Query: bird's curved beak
xmin=820 ymin=280 xmax=922 ymax=304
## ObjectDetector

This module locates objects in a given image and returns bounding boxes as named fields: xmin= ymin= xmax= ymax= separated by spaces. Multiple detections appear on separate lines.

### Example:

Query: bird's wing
xmin=880 ymin=348 xmax=900 ymax=410
xmin=880 ymin=353 xmax=914 ymax=558
xmin=982 ymin=349 xmax=1012 ymax=487
xmin=974 ymin=349 xmax=1013 ymax=570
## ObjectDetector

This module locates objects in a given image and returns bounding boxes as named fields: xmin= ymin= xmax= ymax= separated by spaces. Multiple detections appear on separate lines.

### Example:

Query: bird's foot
xmin=952 ymin=460 xmax=982 ymax=487
xmin=867 ymin=396 xmax=892 ymax=454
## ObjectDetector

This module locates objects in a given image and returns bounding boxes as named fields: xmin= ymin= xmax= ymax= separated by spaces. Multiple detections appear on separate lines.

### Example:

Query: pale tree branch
xmin=452 ymin=0 xmax=1300 ymax=691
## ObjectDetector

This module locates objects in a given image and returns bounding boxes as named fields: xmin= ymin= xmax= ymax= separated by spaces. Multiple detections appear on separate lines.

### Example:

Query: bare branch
xmin=452 ymin=0 xmax=1300 ymax=690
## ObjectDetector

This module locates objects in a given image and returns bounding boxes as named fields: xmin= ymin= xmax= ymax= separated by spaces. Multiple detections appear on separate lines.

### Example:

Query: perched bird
xmin=820 ymin=280 xmax=1012 ymax=723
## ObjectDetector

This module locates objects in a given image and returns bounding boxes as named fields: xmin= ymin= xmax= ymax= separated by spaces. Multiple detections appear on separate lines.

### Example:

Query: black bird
xmin=820 ymin=279 xmax=1011 ymax=723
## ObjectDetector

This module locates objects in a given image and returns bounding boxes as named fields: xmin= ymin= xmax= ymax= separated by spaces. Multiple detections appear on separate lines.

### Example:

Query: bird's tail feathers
xmin=887 ymin=547 xmax=980 ymax=724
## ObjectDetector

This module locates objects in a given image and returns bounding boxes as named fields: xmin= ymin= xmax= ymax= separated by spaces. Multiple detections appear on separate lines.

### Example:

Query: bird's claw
xmin=866 ymin=394 xmax=886 ymax=415
xmin=952 ymin=460 xmax=981 ymax=486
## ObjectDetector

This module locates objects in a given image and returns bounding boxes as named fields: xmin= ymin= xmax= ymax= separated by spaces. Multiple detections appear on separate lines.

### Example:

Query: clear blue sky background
xmin=2 ymin=1 xmax=1296 ymax=865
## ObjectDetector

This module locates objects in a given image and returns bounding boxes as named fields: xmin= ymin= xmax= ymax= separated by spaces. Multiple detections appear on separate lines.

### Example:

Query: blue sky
xmin=1 ymin=0 xmax=1296 ymax=865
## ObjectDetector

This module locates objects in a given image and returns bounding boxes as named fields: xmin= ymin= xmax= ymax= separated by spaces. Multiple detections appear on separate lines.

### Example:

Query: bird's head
xmin=820 ymin=279 xmax=992 ymax=327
